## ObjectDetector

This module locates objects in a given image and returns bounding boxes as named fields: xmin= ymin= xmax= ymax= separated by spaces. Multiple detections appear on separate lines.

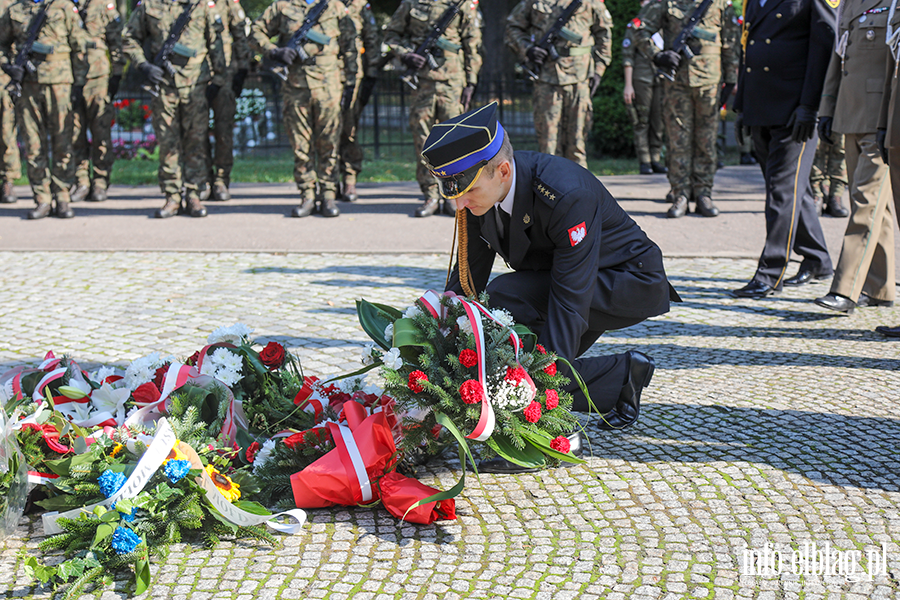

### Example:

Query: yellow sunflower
xmin=164 ymin=442 xmax=189 ymax=464
xmin=205 ymin=464 xmax=240 ymax=502
xmin=109 ymin=443 xmax=124 ymax=458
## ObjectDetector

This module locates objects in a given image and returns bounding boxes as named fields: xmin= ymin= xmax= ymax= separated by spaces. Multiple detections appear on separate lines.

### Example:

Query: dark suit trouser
xmin=751 ymin=125 xmax=832 ymax=287
xmin=485 ymin=271 xmax=646 ymax=413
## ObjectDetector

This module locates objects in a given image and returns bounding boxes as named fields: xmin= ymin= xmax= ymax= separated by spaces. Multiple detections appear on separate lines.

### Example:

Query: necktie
xmin=499 ymin=209 xmax=512 ymax=255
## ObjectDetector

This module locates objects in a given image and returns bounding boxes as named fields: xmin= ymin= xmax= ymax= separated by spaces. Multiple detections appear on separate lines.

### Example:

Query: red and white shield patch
xmin=568 ymin=222 xmax=587 ymax=247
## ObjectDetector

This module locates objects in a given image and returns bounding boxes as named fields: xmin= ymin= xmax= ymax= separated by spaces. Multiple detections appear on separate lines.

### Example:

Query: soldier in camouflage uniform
xmin=251 ymin=0 xmax=356 ymax=218
xmin=506 ymin=0 xmax=612 ymax=170
xmin=339 ymin=0 xmax=381 ymax=203
xmin=622 ymin=10 xmax=665 ymax=175
xmin=124 ymin=0 xmax=226 ymax=218
xmin=633 ymin=0 xmax=740 ymax=218
xmin=70 ymin=0 xmax=125 ymax=204
xmin=809 ymin=134 xmax=849 ymax=217
xmin=207 ymin=0 xmax=249 ymax=202
xmin=0 ymin=0 xmax=21 ymax=205
xmin=0 ymin=0 xmax=89 ymax=219
xmin=385 ymin=0 xmax=482 ymax=217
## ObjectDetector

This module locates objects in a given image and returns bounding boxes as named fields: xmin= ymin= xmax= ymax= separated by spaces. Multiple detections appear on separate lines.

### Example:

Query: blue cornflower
xmin=163 ymin=459 xmax=191 ymax=484
xmin=110 ymin=527 xmax=142 ymax=555
xmin=98 ymin=470 xmax=126 ymax=498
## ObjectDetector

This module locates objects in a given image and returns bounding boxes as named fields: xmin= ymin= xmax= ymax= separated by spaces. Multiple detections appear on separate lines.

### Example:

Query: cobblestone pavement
xmin=1 ymin=252 xmax=899 ymax=600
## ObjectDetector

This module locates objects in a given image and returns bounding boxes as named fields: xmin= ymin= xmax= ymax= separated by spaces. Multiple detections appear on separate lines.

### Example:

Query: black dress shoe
xmin=732 ymin=280 xmax=777 ymax=299
xmin=784 ymin=266 xmax=833 ymax=287
xmin=651 ymin=161 xmax=667 ymax=173
xmin=414 ymin=197 xmax=439 ymax=218
xmin=875 ymin=324 xmax=900 ymax=337
xmin=477 ymin=431 xmax=583 ymax=473
xmin=639 ymin=163 xmax=653 ymax=175
xmin=667 ymin=195 xmax=688 ymax=218
xmin=857 ymin=294 xmax=894 ymax=308
xmin=814 ymin=293 xmax=856 ymax=314
xmin=597 ymin=350 xmax=654 ymax=431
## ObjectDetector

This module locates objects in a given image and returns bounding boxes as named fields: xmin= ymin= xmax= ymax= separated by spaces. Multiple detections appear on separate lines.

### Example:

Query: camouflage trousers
xmin=410 ymin=79 xmax=463 ymax=198
xmin=533 ymin=80 xmax=592 ymax=170
xmin=283 ymin=83 xmax=341 ymax=196
xmin=810 ymin=133 xmax=847 ymax=199
xmin=340 ymin=76 xmax=364 ymax=187
xmin=627 ymin=76 xmax=663 ymax=165
xmin=0 ymin=87 xmax=20 ymax=183
xmin=17 ymin=81 xmax=75 ymax=205
xmin=210 ymin=77 xmax=236 ymax=186
xmin=663 ymin=81 xmax=718 ymax=199
xmin=150 ymin=83 xmax=210 ymax=200
xmin=73 ymin=76 xmax=115 ymax=190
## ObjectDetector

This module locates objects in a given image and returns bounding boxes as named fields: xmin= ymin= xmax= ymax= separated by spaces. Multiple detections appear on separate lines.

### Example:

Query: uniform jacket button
xmin=750 ymin=39 xmax=755 ymax=44
xmin=764 ymin=66 xmax=769 ymax=71
xmin=765 ymin=38 xmax=771 ymax=43
xmin=746 ymin=67 xmax=751 ymax=72
xmin=637 ymin=261 xmax=644 ymax=268
xmin=775 ymin=12 xmax=782 ymax=17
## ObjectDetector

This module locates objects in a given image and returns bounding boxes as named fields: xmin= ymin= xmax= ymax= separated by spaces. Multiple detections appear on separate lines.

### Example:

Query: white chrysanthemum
xmin=457 ymin=316 xmax=473 ymax=335
xmin=252 ymin=439 xmax=277 ymax=474
xmin=384 ymin=323 xmax=394 ymax=342
xmin=207 ymin=323 xmax=254 ymax=345
xmin=90 ymin=365 xmax=117 ymax=384
xmin=124 ymin=352 xmax=165 ymax=390
xmin=199 ymin=360 xmax=216 ymax=377
xmin=382 ymin=348 xmax=403 ymax=370
xmin=360 ymin=343 xmax=375 ymax=366
xmin=403 ymin=305 xmax=422 ymax=319
xmin=215 ymin=366 xmax=241 ymax=387
xmin=491 ymin=308 xmax=515 ymax=328
xmin=217 ymin=349 xmax=244 ymax=372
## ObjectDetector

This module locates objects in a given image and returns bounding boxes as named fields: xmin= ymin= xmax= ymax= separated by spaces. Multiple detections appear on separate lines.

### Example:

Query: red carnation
xmin=186 ymin=350 xmax=200 ymax=366
xmin=544 ymin=362 xmax=557 ymax=376
xmin=459 ymin=349 xmax=477 ymax=368
xmin=408 ymin=370 xmax=428 ymax=394
xmin=133 ymin=381 xmax=161 ymax=405
xmin=459 ymin=379 xmax=483 ymax=404
xmin=505 ymin=366 xmax=527 ymax=384
xmin=523 ymin=401 xmax=542 ymax=423
xmin=153 ymin=365 xmax=168 ymax=391
xmin=545 ymin=389 xmax=559 ymax=410
xmin=536 ymin=344 xmax=547 ymax=355
xmin=550 ymin=436 xmax=570 ymax=453
xmin=246 ymin=441 xmax=260 ymax=463
xmin=259 ymin=341 xmax=286 ymax=370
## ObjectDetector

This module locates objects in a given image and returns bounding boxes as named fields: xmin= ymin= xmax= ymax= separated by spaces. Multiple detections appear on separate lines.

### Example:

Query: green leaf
xmin=153 ymin=482 xmax=177 ymax=502
xmin=486 ymin=433 xmax=546 ymax=469
xmin=356 ymin=300 xmax=402 ymax=350
xmin=433 ymin=411 xmax=479 ymax=476
xmin=228 ymin=471 xmax=261 ymax=499
xmin=556 ymin=356 xmax=599 ymax=412
xmin=233 ymin=500 xmax=271 ymax=516
xmin=512 ymin=324 xmax=537 ymax=352
xmin=43 ymin=452 xmax=96 ymax=477
xmin=91 ymin=523 xmax=114 ymax=548
xmin=56 ymin=557 xmax=86 ymax=581
xmin=23 ymin=556 xmax=56 ymax=584
xmin=238 ymin=343 xmax=270 ymax=381
xmin=520 ymin=430 xmax=586 ymax=464
xmin=99 ymin=509 xmax=120 ymax=523
xmin=134 ymin=557 xmax=152 ymax=596
xmin=392 ymin=318 xmax=428 ymax=349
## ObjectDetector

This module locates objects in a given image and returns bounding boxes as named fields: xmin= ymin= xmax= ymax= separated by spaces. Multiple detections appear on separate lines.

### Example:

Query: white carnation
xmin=384 ymin=323 xmax=394 ymax=342
xmin=382 ymin=348 xmax=403 ymax=370
xmin=360 ymin=343 xmax=375 ymax=366
xmin=207 ymin=323 xmax=254 ymax=345
xmin=91 ymin=365 xmax=117 ymax=384
xmin=403 ymin=305 xmax=422 ymax=319
xmin=124 ymin=352 xmax=165 ymax=390
xmin=457 ymin=316 xmax=473 ymax=335
xmin=491 ymin=308 xmax=515 ymax=328
xmin=252 ymin=439 xmax=277 ymax=473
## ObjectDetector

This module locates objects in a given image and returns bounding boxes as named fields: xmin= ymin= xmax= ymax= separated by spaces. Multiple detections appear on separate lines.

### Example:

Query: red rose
xmin=523 ymin=401 xmax=542 ymax=423
xmin=459 ymin=349 xmax=477 ymax=368
xmin=505 ymin=366 xmax=527 ymax=384
xmin=408 ymin=370 xmax=428 ymax=394
xmin=153 ymin=365 xmax=168 ymax=391
xmin=550 ymin=436 xmax=570 ymax=453
xmin=459 ymin=379 xmax=483 ymax=405
xmin=536 ymin=344 xmax=547 ymax=354
xmin=186 ymin=350 xmax=200 ymax=366
xmin=544 ymin=362 xmax=557 ymax=376
xmin=545 ymin=389 xmax=559 ymax=410
xmin=133 ymin=381 xmax=161 ymax=405
xmin=246 ymin=441 xmax=260 ymax=463
xmin=259 ymin=342 xmax=286 ymax=370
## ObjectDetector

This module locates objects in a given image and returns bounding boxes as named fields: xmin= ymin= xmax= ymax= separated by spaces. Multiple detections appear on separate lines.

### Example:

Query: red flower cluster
xmin=408 ymin=370 xmax=428 ymax=393
xmin=259 ymin=341 xmax=285 ymax=370
xmin=153 ymin=365 xmax=168 ymax=390
xmin=549 ymin=435 xmax=570 ymax=453
xmin=536 ymin=344 xmax=547 ymax=354
xmin=543 ymin=362 xmax=557 ymax=376
xmin=186 ymin=350 xmax=200 ymax=366
xmin=523 ymin=401 xmax=542 ymax=423
xmin=459 ymin=349 xmax=477 ymax=368
xmin=505 ymin=366 xmax=527 ymax=384
xmin=545 ymin=389 xmax=559 ymax=410
xmin=246 ymin=441 xmax=260 ymax=463
xmin=459 ymin=379 xmax=483 ymax=404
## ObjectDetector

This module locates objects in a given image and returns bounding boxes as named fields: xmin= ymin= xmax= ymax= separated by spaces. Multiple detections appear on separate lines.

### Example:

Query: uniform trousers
xmin=151 ymin=83 xmax=210 ymax=200
xmin=410 ymin=78 xmax=463 ymax=199
xmin=283 ymin=83 xmax=341 ymax=196
xmin=210 ymin=74 xmax=237 ymax=186
xmin=750 ymin=124 xmax=832 ymax=287
xmin=18 ymin=81 xmax=75 ymax=205
xmin=830 ymin=132 xmax=895 ymax=302
xmin=662 ymin=81 xmax=717 ymax=200
xmin=628 ymin=73 xmax=663 ymax=165
xmin=0 ymin=87 xmax=21 ymax=183
xmin=533 ymin=80 xmax=592 ymax=170
xmin=73 ymin=76 xmax=115 ymax=190
xmin=340 ymin=75 xmax=365 ymax=186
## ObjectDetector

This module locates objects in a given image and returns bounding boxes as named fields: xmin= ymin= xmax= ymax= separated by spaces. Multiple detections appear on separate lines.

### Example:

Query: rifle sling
xmin=158 ymin=1 xmax=199 ymax=62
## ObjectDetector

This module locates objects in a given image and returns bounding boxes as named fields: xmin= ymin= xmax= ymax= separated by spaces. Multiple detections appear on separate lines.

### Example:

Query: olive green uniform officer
xmin=506 ymin=0 xmax=613 ymax=170
xmin=70 ymin=0 xmax=125 ymax=204
xmin=622 ymin=11 xmax=665 ymax=175
xmin=0 ymin=0 xmax=21 ymax=205
xmin=0 ymin=0 xmax=89 ymax=220
xmin=251 ymin=0 xmax=357 ymax=218
xmin=123 ymin=0 xmax=227 ymax=219
xmin=384 ymin=0 xmax=483 ymax=217
xmin=812 ymin=0 xmax=895 ymax=313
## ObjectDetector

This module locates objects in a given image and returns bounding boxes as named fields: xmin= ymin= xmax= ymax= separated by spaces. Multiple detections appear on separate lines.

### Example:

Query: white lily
xmin=91 ymin=382 xmax=131 ymax=425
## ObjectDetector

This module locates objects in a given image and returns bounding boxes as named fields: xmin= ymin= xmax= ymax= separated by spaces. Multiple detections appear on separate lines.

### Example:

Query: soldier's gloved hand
xmin=787 ymin=104 xmax=817 ymax=143
xmin=205 ymin=83 xmax=220 ymax=104
xmin=108 ymin=74 xmax=121 ymax=100
xmin=589 ymin=74 xmax=602 ymax=97
xmin=2 ymin=63 xmax=24 ymax=83
xmin=232 ymin=69 xmax=247 ymax=96
xmin=401 ymin=52 xmax=426 ymax=70
xmin=138 ymin=62 xmax=165 ymax=86
xmin=652 ymin=50 xmax=681 ymax=71
xmin=817 ymin=115 xmax=834 ymax=145
xmin=526 ymin=45 xmax=548 ymax=65
xmin=719 ymin=82 xmax=735 ymax=108
xmin=71 ymin=85 xmax=84 ymax=109
xmin=269 ymin=47 xmax=298 ymax=66
xmin=877 ymin=128 xmax=888 ymax=163
xmin=341 ymin=83 xmax=355 ymax=111
xmin=460 ymin=85 xmax=474 ymax=111
xmin=735 ymin=114 xmax=746 ymax=147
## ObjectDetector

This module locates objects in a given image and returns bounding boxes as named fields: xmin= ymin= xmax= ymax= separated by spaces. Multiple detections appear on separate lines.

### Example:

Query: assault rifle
xmin=657 ymin=0 xmax=716 ymax=81
xmin=4 ymin=1 xmax=50 ymax=102
xmin=521 ymin=0 xmax=582 ymax=80
xmin=268 ymin=0 xmax=331 ymax=82
xmin=142 ymin=0 xmax=200 ymax=97
xmin=400 ymin=0 xmax=464 ymax=90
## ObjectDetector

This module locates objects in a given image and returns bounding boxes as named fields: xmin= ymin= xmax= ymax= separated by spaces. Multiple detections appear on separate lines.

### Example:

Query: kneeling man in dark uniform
xmin=425 ymin=102 xmax=680 ymax=463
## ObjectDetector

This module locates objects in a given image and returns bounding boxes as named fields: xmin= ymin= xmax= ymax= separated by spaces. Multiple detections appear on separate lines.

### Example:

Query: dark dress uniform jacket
xmin=447 ymin=151 xmax=674 ymax=362
xmin=735 ymin=0 xmax=836 ymax=126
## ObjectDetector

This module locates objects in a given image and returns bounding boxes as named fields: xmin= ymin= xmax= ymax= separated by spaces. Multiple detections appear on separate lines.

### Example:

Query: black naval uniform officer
xmin=731 ymin=0 xmax=837 ymax=298
xmin=424 ymin=103 xmax=680 ymax=470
